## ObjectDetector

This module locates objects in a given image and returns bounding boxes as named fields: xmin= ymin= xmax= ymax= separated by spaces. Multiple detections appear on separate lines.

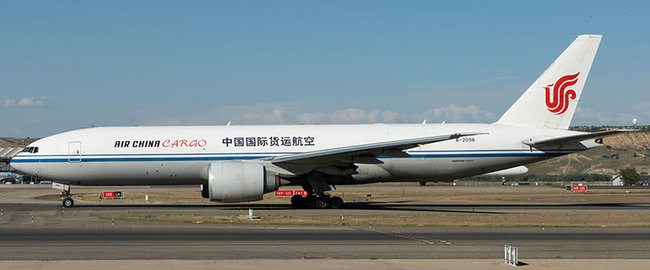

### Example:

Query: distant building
xmin=612 ymin=174 xmax=650 ymax=186
xmin=611 ymin=175 xmax=624 ymax=186
xmin=640 ymin=175 xmax=650 ymax=187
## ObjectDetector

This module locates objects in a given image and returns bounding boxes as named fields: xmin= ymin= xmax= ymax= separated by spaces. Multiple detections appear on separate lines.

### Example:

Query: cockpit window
xmin=21 ymin=147 xmax=39 ymax=153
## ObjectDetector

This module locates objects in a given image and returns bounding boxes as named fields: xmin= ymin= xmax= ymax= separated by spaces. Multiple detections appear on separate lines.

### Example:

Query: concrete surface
xmin=1 ymin=184 xmax=650 ymax=268
xmin=2 ymin=222 xmax=650 ymax=260
xmin=2 ymin=259 xmax=650 ymax=270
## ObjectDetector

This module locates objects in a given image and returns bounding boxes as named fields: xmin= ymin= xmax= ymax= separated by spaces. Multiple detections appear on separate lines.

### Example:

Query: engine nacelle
xmin=207 ymin=161 xmax=279 ymax=203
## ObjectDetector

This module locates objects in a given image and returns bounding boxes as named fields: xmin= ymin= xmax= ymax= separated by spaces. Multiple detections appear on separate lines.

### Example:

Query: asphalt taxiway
xmin=2 ymin=203 xmax=650 ymax=260
xmin=2 ymin=185 xmax=650 ymax=261
xmin=3 ymin=222 xmax=650 ymax=260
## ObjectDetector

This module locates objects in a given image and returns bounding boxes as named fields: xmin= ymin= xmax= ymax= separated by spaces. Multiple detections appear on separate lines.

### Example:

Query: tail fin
xmin=495 ymin=34 xmax=602 ymax=129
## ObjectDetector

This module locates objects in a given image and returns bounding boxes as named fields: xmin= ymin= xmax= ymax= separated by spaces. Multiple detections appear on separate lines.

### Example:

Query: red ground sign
xmin=571 ymin=185 xmax=588 ymax=191
xmin=275 ymin=190 xmax=308 ymax=197
xmin=275 ymin=190 xmax=294 ymax=197
xmin=102 ymin=191 xmax=123 ymax=198
xmin=294 ymin=190 xmax=308 ymax=196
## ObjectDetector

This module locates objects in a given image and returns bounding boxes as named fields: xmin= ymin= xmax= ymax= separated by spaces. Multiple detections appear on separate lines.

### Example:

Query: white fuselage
xmin=10 ymin=123 xmax=596 ymax=186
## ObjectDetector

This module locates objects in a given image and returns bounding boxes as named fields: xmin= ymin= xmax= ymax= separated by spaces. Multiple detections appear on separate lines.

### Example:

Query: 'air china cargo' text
xmin=114 ymin=139 xmax=207 ymax=148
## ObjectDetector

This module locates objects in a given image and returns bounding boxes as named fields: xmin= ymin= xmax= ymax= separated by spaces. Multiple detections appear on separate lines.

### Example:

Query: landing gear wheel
xmin=315 ymin=197 xmax=330 ymax=209
xmin=62 ymin=197 xmax=74 ymax=208
xmin=329 ymin=196 xmax=344 ymax=209
xmin=290 ymin=195 xmax=304 ymax=208
xmin=304 ymin=195 xmax=316 ymax=209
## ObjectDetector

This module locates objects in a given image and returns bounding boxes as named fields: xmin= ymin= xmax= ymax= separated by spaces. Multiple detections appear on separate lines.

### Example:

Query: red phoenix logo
xmin=545 ymin=73 xmax=579 ymax=115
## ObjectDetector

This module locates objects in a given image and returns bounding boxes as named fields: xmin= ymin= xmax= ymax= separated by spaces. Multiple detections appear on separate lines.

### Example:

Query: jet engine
xmin=205 ymin=161 xmax=279 ymax=203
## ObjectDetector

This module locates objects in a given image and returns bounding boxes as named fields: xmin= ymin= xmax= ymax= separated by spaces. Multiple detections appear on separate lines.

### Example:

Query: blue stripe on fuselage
xmin=10 ymin=152 xmax=562 ymax=163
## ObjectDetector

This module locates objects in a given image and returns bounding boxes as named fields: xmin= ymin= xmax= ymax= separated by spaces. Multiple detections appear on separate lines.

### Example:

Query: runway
xmin=3 ymin=223 xmax=650 ymax=260
xmin=2 ymin=209 xmax=650 ymax=260
xmin=2 ymin=186 xmax=650 ymax=260
xmin=5 ymin=201 xmax=650 ymax=216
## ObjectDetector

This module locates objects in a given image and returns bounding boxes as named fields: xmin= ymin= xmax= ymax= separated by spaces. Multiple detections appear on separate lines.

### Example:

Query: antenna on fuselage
xmin=226 ymin=121 xmax=231 ymax=126
xmin=422 ymin=120 xmax=426 ymax=124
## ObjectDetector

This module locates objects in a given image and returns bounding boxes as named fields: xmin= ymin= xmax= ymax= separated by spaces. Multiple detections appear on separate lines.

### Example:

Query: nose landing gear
xmin=53 ymin=182 xmax=74 ymax=208
xmin=62 ymin=194 xmax=74 ymax=208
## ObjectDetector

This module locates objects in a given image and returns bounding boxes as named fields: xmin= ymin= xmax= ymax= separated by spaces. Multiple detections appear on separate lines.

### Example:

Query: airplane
xmin=11 ymin=34 xmax=622 ymax=209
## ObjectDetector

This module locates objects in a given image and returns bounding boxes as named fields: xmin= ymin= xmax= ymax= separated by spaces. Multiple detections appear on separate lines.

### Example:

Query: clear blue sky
xmin=1 ymin=1 xmax=648 ymax=137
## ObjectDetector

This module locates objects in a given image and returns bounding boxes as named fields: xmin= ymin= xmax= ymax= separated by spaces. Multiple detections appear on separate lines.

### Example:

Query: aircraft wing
xmin=270 ymin=132 xmax=485 ymax=165
xmin=522 ymin=130 xmax=629 ymax=147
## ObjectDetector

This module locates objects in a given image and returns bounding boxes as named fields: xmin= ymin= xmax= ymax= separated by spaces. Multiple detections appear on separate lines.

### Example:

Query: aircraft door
xmin=68 ymin=142 xmax=82 ymax=163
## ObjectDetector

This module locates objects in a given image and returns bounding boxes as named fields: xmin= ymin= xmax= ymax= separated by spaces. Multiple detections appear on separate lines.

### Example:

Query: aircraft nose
xmin=9 ymin=157 xmax=35 ymax=176
xmin=8 ymin=159 xmax=23 ymax=173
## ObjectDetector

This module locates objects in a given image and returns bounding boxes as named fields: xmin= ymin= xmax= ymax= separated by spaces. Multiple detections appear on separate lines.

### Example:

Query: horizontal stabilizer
xmin=522 ymin=130 xmax=629 ymax=147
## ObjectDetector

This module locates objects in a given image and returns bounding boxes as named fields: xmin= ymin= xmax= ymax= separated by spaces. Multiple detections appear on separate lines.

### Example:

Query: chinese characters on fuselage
xmin=222 ymin=136 xmax=315 ymax=147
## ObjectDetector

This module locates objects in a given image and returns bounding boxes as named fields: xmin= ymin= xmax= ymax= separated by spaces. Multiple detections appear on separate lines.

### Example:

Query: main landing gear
xmin=290 ymin=172 xmax=346 ymax=209
xmin=290 ymin=194 xmax=345 ymax=209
